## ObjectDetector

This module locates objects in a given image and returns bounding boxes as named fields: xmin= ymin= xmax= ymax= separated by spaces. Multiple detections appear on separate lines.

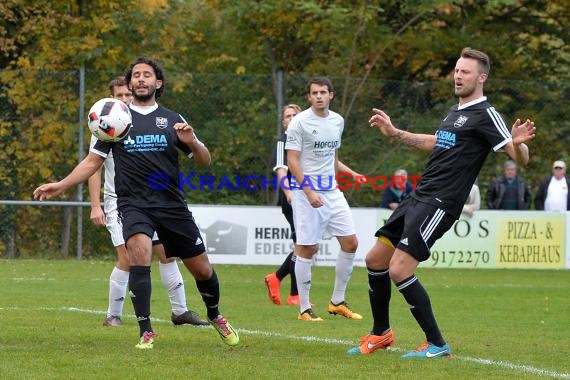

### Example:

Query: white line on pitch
xmin=2 ymin=306 xmax=568 ymax=379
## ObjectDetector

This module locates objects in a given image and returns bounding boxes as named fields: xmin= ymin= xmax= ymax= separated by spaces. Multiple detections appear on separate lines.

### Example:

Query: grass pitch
xmin=0 ymin=259 xmax=568 ymax=379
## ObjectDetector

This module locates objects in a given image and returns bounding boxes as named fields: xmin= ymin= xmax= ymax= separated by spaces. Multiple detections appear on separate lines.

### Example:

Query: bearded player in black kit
xmin=34 ymin=57 xmax=239 ymax=349
xmin=347 ymin=47 xmax=536 ymax=358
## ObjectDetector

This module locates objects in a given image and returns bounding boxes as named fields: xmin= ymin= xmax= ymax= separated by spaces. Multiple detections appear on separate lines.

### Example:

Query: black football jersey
xmin=272 ymin=132 xmax=290 ymax=206
xmin=92 ymin=104 xmax=192 ymax=208
xmin=413 ymin=97 xmax=511 ymax=217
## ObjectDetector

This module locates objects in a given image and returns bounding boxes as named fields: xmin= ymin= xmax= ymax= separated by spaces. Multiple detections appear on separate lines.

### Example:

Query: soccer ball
xmin=87 ymin=98 xmax=132 ymax=142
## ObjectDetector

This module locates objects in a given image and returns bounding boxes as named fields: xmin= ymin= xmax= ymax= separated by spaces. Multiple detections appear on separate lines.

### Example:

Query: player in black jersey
xmin=34 ymin=57 xmax=238 ymax=349
xmin=347 ymin=47 xmax=536 ymax=358
xmin=88 ymin=76 xmax=207 ymax=329
xmin=264 ymin=104 xmax=302 ymax=306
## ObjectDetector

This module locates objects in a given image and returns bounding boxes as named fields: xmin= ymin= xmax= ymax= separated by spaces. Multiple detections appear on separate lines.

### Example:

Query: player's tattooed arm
xmin=393 ymin=130 xmax=435 ymax=151
xmin=369 ymin=108 xmax=435 ymax=151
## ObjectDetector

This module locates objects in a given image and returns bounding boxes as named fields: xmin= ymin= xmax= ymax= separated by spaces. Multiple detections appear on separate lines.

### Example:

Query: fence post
xmin=76 ymin=65 xmax=85 ymax=260
xmin=276 ymin=70 xmax=283 ymax=137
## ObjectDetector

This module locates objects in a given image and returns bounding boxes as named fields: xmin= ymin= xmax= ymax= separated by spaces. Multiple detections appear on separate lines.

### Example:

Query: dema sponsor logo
xmin=435 ymin=130 xmax=456 ymax=150
xmin=124 ymin=134 xmax=168 ymax=152
xmin=136 ymin=134 xmax=167 ymax=144
xmin=124 ymin=134 xmax=167 ymax=145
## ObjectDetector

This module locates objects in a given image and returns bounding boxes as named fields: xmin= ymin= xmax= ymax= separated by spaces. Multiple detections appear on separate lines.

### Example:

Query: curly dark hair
xmin=124 ymin=57 xmax=165 ymax=99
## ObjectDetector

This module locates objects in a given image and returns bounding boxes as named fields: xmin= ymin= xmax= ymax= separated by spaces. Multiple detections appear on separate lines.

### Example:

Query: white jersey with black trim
xmin=413 ymin=96 xmax=512 ymax=218
xmin=285 ymin=108 xmax=343 ymax=191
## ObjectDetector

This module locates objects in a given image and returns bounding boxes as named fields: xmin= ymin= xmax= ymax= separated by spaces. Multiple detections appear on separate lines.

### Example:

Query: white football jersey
xmin=285 ymin=108 xmax=343 ymax=191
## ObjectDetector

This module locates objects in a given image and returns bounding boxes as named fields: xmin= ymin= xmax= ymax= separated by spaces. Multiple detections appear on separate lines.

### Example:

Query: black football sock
xmin=288 ymin=254 xmax=298 ymax=296
xmin=276 ymin=252 xmax=293 ymax=281
xmin=396 ymin=274 xmax=446 ymax=347
xmin=196 ymin=270 xmax=221 ymax=321
xmin=368 ymin=267 xmax=392 ymax=336
xmin=129 ymin=266 xmax=152 ymax=336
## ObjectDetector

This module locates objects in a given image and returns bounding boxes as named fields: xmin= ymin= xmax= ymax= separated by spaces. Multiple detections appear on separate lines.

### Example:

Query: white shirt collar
xmin=130 ymin=103 xmax=158 ymax=115
xmin=458 ymin=96 xmax=487 ymax=110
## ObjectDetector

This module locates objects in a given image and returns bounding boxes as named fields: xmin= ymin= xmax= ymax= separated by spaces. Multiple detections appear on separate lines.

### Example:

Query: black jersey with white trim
xmin=92 ymin=104 xmax=192 ymax=208
xmin=272 ymin=132 xmax=290 ymax=206
xmin=272 ymin=132 xmax=288 ymax=174
xmin=413 ymin=97 xmax=511 ymax=218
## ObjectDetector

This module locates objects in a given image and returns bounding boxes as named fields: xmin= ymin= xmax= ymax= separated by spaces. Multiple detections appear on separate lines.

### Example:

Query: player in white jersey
xmin=285 ymin=77 xmax=362 ymax=321
xmin=265 ymin=103 xmax=367 ymax=307
xmin=88 ymin=77 xmax=207 ymax=328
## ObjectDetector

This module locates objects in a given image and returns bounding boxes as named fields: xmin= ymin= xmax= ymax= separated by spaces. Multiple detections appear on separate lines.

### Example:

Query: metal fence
xmin=1 ymin=70 xmax=570 ymax=258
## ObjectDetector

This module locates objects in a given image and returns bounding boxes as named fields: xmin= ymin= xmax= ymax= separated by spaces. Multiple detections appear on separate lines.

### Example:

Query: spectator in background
xmin=535 ymin=160 xmax=570 ymax=211
xmin=380 ymin=168 xmax=413 ymax=210
xmin=462 ymin=182 xmax=481 ymax=217
xmin=486 ymin=160 xmax=531 ymax=210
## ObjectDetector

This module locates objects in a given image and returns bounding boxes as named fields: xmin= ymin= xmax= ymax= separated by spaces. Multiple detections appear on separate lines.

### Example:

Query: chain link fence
xmin=1 ymin=70 xmax=569 ymax=258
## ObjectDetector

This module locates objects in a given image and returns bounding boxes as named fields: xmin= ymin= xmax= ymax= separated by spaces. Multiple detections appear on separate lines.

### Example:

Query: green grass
xmin=0 ymin=259 xmax=569 ymax=380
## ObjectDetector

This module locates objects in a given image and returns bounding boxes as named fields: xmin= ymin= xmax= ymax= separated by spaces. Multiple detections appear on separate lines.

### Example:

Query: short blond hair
xmin=108 ymin=76 xmax=128 ymax=97
xmin=282 ymin=104 xmax=302 ymax=116
xmin=461 ymin=47 xmax=490 ymax=75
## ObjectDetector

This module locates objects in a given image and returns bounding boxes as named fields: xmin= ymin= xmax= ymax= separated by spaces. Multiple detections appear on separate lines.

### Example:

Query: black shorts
xmin=375 ymin=197 xmax=456 ymax=262
xmin=120 ymin=205 xmax=206 ymax=259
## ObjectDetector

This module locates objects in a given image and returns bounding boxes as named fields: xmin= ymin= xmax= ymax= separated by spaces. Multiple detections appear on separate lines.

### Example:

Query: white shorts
xmin=292 ymin=188 xmax=356 ymax=245
xmin=103 ymin=197 xmax=158 ymax=247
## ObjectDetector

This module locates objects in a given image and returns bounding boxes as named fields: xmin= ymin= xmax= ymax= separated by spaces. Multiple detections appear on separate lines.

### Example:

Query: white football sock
xmin=107 ymin=266 xmax=129 ymax=318
xmin=294 ymin=256 xmax=313 ymax=313
xmin=159 ymin=261 xmax=187 ymax=316
xmin=331 ymin=250 xmax=355 ymax=305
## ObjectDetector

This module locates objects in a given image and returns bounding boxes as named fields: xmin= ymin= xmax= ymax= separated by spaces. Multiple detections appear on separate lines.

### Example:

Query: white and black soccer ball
xmin=87 ymin=98 xmax=132 ymax=142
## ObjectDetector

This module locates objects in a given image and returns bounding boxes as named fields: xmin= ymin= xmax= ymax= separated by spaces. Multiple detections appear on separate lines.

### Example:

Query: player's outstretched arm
xmin=338 ymin=160 xmax=359 ymax=177
xmin=337 ymin=160 xmax=367 ymax=185
xmin=88 ymin=167 xmax=106 ymax=226
xmin=369 ymin=108 xmax=435 ymax=151
xmin=33 ymin=153 xmax=105 ymax=201
xmin=505 ymin=118 xmax=535 ymax=166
